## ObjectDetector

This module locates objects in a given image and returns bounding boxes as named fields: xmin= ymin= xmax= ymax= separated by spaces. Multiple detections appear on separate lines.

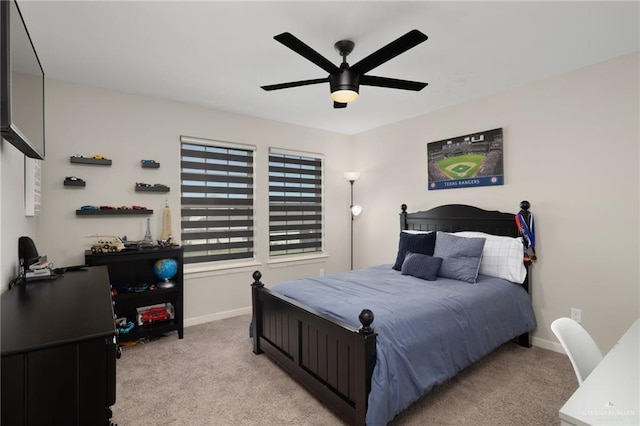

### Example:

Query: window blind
xmin=269 ymin=150 xmax=323 ymax=256
xmin=180 ymin=137 xmax=254 ymax=264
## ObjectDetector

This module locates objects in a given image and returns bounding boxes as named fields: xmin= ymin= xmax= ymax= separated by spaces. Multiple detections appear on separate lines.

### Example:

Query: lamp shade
xmin=351 ymin=205 xmax=363 ymax=216
xmin=344 ymin=171 xmax=360 ymax=182
xmin=330 ymin=70 xmax=359 ymax=103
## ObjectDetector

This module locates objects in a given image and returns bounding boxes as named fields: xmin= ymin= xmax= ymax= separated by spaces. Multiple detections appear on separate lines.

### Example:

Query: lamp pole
xmin=344 ymin=171 xmax=360 ymax=271
xmin=349 ymin=179 xmax=355 ymax=270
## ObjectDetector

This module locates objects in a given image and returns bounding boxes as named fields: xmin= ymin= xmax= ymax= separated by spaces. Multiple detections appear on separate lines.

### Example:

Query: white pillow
xmin=402 ymin=230 xmax=433 ymax=234
xmin=454 ymin=231 xmax=526 ymax=284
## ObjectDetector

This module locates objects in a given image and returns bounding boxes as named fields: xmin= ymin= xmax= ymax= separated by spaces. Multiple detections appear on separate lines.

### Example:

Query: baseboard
xmin=184 ymin=306 xmax=252 ymax=328
xmin=533 ymin=336 xmax=565 ymax=354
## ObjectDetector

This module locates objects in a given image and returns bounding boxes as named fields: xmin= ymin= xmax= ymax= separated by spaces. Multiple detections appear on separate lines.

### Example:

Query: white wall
xmin=1 ymin=139 xmax=38 ymax=289
xmin=351 ymin=53 xmax=639 ymax=352
xmin=2 ymin=53 xmax=637 ymax=354
xmin=34 ymin=79 xmax=352 ymax=323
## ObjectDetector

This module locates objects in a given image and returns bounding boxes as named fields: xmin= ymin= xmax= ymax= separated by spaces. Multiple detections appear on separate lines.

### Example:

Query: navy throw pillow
xmin=392 ymin=231 xmax=437 ymax=271
xmin=401 ymin=252 xmax=443 ymax=281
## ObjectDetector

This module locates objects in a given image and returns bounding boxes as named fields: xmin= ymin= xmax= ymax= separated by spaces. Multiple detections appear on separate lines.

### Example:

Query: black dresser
xmin=1 ymin=266 xmax=117 ymax=426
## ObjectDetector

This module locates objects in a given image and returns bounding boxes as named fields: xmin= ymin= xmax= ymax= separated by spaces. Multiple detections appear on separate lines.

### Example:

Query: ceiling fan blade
xmin=274 ymin=32 xmax=340 ymax=74
xmin=350 ymin=30 xmax=428 ymax=75
xmin=261 ymin=77 xmax=329 ymax=91
xmin=361 ymin=75 xmax=428 ymax=91
xmin=333 ymin=101 xmax=347 ymax=109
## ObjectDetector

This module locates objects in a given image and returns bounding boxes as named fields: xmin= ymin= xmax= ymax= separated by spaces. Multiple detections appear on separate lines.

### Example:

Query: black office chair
xmin=18 ymin=236 xmax=40 ymax=274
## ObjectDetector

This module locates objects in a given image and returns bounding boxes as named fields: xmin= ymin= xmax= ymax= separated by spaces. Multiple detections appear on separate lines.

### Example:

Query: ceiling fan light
xmin=331 ymin=89 xmax=359 ymax=103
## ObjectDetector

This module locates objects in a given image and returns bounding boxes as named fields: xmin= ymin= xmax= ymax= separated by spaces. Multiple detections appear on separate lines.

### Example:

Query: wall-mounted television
xmin=1 ymin=0 xmax=45 ymax=160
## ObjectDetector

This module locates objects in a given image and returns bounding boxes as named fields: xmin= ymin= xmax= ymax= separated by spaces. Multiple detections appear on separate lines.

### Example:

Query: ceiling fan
xmin=261 ymin=30 xmax=428 ymax=109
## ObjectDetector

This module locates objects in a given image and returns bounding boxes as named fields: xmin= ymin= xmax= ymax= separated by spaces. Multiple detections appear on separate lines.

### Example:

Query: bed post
xmin=251 ymin=270 xmax=264 ymax=355
xmin=354 ymin=309 xmax=377 ymax=426
xmin=400 ymin=204 xmax=408 ymax=230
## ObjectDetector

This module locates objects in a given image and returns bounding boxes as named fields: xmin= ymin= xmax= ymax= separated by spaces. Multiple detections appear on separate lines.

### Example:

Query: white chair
xmin=551 ymin=317 xmax=603 ymax=385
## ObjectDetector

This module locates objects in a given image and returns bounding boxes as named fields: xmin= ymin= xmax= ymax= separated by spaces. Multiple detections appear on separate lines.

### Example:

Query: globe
xmin=153 ymin=258 xmax=178 ymax=288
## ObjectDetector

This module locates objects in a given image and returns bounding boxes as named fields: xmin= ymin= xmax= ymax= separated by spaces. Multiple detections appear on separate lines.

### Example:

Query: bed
xmin=250 ymin=203 xmax=536 ymax=426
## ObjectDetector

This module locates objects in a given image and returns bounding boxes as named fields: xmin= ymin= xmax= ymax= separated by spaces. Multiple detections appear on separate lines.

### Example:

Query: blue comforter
xmin=271 ymin=264 xmax=537 ymax=426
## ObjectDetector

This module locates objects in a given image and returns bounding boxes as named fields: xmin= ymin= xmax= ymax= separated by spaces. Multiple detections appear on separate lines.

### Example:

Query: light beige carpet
xmin=113 ymin=314 xmax=576 ymax=425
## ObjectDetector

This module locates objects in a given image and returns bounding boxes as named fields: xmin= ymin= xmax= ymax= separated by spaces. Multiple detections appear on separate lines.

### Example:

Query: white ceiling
xmin=17 ymin=1 xmax=640 ymax=135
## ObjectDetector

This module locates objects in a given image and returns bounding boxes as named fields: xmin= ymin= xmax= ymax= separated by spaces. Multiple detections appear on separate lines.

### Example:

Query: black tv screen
xmin=0 ymin=0 xmax=45 ymax=160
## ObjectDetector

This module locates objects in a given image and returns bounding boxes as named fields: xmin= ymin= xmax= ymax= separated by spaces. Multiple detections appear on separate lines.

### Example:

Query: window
xmin=269 ymin=149 xmax=323 ymax=257
xmin=180 ymin=136 xmax=255 ymax=264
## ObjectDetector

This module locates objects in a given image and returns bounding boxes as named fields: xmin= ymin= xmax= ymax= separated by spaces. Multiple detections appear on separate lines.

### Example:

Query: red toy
xmin=139 ymin=307 xmax=171 ymax=324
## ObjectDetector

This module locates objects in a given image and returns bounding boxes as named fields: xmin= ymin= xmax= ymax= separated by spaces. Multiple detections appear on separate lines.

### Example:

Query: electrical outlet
xmin=571 ymin=308 xmax=582 ymax=324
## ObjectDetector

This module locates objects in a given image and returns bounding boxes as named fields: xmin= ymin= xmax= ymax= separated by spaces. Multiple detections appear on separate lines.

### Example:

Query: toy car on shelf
xmin=89 ymin=235 xmax=125 ymax=253
xmin=137 ymin=304 xmax=174 ymax=325
xmin=141 ymin=159 xmax=157 ymax=164
xmin=136 ymin=182 xmax=151 ymax=187
xmin=99 ymin=205 xmax=115 ymax=210
xmin=123 ymin=240 xmax=155 ymax=250
xmin=65 ymin=176 xmax=84 ymax=182
xmin=132 ymin=205 xmax=147 ymax=210
xmin=92 ymin=155 xmax=108 ymax=160
xmin=80 ymin=205 xmax=99 ymax=210
xmin=118 ymin=205 xmax=132 ymax=210
xmin=153 ymin=183 xmax=169 ymax=188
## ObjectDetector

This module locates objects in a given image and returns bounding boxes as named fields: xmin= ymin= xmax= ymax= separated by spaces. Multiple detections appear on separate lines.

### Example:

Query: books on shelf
xmin=25 ymin=268 xmax=53 ymax=281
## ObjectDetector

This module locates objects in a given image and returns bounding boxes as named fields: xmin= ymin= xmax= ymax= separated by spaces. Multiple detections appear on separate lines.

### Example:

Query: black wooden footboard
xmin=251 ymin=271 xmax=376 ymax=426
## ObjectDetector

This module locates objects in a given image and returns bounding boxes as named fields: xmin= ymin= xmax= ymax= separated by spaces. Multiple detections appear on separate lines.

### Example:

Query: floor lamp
xmin=344 ymin=172 xmax=362 ymax=270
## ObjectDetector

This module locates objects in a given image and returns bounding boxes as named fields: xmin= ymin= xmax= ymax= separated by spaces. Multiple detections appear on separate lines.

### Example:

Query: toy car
xmin=80 ymin=205 xmax=99 ymax=210
xmin=139 ymin=307 xmax=172 ymax=324
xmin=118 ymin=205 xmax=132 ymax=210
xmin=132 ymin=205 xmax=147 ymax=210
xmin=92 ymin=155 xmax=108 ymax=160
xmin=99 ymin=205 xmax=115 ymax=210
xmin=153 ymin=183 xmax=168 ymax=188
xmin=141 ymin=160 xmax=157 ymax=164
xmin=136 ymin=182 xmax=151 ymax=187
xmin=65 ymin=176 xmax=84 ymax=182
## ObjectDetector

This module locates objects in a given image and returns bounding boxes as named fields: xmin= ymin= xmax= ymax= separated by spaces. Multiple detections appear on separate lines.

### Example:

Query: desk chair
xmin=18 ymin=236 xmax=40 ymax=274
xmin=551 ymin=317 xmax=603 ymax=385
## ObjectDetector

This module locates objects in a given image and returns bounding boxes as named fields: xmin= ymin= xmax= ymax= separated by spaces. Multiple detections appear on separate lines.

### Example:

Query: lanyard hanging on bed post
xmin=515 ymin=200 xmax=536 ymax=262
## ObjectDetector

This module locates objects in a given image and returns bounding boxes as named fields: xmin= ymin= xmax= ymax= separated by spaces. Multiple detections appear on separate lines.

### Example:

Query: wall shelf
xmin=64 ymin=180 xmax=86 ymax=187
xmin=76 ymin=209 xmax=153 ymax=216
xmin=135 ymin=186 xmax=169 ymax=193
xmin=70 ymin=157 xmax=112 ymax=166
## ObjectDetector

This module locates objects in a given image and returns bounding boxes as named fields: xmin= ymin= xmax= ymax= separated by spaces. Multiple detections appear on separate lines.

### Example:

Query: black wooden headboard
xmin=400 ymin=203 xmax=521 ymax=238
xmin=399 ymin=202 xmax=532 ymax=304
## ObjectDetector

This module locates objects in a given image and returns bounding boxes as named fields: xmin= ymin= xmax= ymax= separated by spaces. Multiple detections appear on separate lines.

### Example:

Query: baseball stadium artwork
xmin=427 ymin=128 xmax=504 ymax=190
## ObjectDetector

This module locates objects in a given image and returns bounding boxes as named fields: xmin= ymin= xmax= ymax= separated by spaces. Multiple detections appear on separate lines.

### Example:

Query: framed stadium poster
xmin=427 ymin=128 xmax=504 ymax=190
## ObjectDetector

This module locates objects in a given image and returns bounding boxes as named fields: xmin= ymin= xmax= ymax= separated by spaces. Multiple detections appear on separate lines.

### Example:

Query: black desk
xmin=1 ymin=266 xmax=117 ymax=425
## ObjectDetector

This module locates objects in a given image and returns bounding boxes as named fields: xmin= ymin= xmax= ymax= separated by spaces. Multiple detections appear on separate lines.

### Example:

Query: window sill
xmin=267 ymin=253 xmax=329 ymax=268
xmin=185 ymin=259 xmax=262 ymax=279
